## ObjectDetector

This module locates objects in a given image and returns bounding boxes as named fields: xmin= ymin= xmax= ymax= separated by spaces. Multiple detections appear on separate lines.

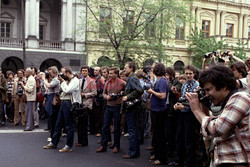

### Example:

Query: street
xmin=0 ymin=120 xmax=157 ymax=167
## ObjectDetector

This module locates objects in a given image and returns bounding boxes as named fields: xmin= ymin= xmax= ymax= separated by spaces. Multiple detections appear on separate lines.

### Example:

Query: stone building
xmin=0 ymin=0 xmax=86 ymax=74
xmin=85 ymin=0 xmax=250 ymax=71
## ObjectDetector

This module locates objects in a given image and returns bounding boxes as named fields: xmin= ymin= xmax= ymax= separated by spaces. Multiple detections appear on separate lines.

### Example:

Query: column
xmin=243 ymin=14 xmax=249 ymax=39
xmin=195 ymin=7 xmax=201 ymax=32
xmin=66 ymin=0 xmax=73 ymax=40
xmin=61 ymin=0 xmax=67 ymax=41
xmin=191 ymin=6 xmax=197 ymax=32
xmin=215 ymin=10 xmax=221 ymax=36
xmin=25 ymin=0 xmax=30 ymax=38
xmin=28 ymin=0 xmax=39 ymax=38
xmin=220 ymin=11 xmax=226 ymax=37
xmin=238 ymin=13 xmax=243 ymax=39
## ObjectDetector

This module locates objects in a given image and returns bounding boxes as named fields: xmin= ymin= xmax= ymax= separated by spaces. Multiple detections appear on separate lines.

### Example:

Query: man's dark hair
xmin=153 ymin=63 xmax=166 ymax=77
xmin=194 ymin=68 xmax=200 ymax=80
xmin=109 ymin=67 xmax=120 ymax=75
xmin=199 ymin=65 xmax=237 ymax=91
xmin=80 ymin=65 xmax=90 ymax=73
xmin=125 ymin=61 xmax=136 ymax=72
xmin=184 ymin=65 xmax=196 ymax=73
xmin=165 ymin=67 xmax=175 ymax=79
xmin=64 ymin=66 xmax=72 ymax=74
xmin=31 ymin=67 xmax=38 ymax=74
xmin=101 ymin=66 xmax=109 ymax=73
xmin=245 ymin=58 xmax=250 ymax=70
xmin=17 ymin=69 xmax=25 ymax=75
xmin=230 ymin=62 xmax=247 ymax=78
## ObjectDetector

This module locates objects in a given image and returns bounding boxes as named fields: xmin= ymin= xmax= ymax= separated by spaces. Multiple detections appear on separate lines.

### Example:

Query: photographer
xmin=186 ymin=65 xmax=250 ymax=167
xmin=96 ymin=67 xmax=126 ymax=153
xmin=43 ymin=66 xmax=81 ymax=152
xmin=42 ymin=66 xmax=60 ymax=141
xmin=172 ymin=65 xmax=200 ymax=167
xmin=12 ymin=69 xmax=26 ymax=126
xmin=146 ymin=63 xmax=169 ymax=165
xmin=121 ymin=61 xmax=143 ymax=159
xmin=230 ymin=62 xmax=248 ymax=93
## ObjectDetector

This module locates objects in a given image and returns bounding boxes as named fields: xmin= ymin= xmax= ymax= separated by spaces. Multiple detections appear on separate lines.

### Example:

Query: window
xmin=123 ymin=10 xmax=134 ymax=34
xmin=145 ymin=14 xmax=155 ymax=38
xmin=226 ymin=23 xmax=234 ymax=37
xmin=99 ymin=7 xmax=111 ymax=36
xmin=1 ymin=22 xmax=10 ymax=38
xmin=248 ymin=27 xmax=250 ymax=39
xmin=202 ymin=20 xmax=210 ymax=38
xmin=39 ymin=25 xmax=45 ymax=40
xmin=176 ymin=17 xmax=185 ymax=40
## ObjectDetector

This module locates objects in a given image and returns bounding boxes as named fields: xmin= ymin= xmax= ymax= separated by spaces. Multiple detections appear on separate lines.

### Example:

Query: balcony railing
xmin=38 ymin=40 xmax=63 ymax=50
xmin=0 ymin=38 xmax=23 ymax=48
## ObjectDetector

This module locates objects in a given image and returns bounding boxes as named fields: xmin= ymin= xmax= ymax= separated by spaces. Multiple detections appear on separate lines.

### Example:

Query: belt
xmin=61 ymin=100 xmax=71 ymax=102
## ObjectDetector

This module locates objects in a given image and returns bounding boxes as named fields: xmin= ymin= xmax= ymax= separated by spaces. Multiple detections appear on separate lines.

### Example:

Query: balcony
xmin=0 ymin=37 xmax=64 ymax=50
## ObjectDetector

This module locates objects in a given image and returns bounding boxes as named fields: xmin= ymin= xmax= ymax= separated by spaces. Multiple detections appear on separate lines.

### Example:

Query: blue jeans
xmin=101 ymin=105 xmax=121 ymax=149
xmin=126 ymin=110 xmax=140 ymax=157
xmin=52 ymin=101 xmax=74 ymax=148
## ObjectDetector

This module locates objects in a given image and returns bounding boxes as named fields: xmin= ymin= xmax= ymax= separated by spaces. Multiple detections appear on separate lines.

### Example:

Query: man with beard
xmin=43 ymin=66 xmax=81 ymax=152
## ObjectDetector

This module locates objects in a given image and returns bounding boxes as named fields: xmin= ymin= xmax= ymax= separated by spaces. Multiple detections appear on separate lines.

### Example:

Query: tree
xmin=82 ymin=0 xmax=192 ymax=68
xmin=231 ymin=39 xmax=248 ymax=62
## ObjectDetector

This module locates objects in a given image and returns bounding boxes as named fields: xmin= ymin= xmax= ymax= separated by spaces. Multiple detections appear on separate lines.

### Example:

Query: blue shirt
xmin=150 ymin=77 xmax=169 ymax=112
xmin=181 ymin=79 xmax=199 ymax=112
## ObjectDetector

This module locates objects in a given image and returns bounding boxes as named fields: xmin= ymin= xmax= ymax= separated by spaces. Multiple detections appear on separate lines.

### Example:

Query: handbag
xmin=52 ymin=95 xmax=61 ymax=106
xmin=22 ymin=94 xmax=27 ymax=102
xmin=36 ymin=92 xmax=44 ymax=102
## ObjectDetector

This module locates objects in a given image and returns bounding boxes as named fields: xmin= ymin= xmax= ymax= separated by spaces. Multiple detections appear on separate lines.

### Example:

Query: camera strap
xmin=220 ymin=89 xmax=238 ymax=111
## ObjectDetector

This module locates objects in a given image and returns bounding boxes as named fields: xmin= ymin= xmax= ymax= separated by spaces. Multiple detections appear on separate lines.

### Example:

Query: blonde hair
xmin=48 ymin=66 xmax=59 ymax=75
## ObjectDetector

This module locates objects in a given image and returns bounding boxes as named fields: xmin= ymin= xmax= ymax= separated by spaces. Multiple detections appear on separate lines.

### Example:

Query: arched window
xmin=174 ymin=60 xmax=184 ymax=72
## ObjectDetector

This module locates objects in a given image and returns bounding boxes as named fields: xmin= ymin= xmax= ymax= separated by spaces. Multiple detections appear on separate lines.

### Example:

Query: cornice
xmin=202 ymin=0 xmax=250 ymax=8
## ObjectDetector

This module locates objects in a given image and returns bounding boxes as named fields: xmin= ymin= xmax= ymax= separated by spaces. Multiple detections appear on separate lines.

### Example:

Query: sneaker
xmin=43 ymin=142 xmax=56 ymax=149
xmin=123 ymin=133 xmax=129 ymax=137
xmin=59 ymin=145 xmax=72 ymax=153
xmin=47 ymin=138 xmax=52 ymax=142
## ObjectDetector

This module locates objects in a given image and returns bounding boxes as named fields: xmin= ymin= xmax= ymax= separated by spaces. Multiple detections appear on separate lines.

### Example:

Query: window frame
xmin=202 ymin=20 xmax=210 ymax=38
xmin=175 ymin=17 xmax=185 ymax=40
xmin=226 ymin=23 xmax=234 ymax=38
xmin=145 ymin=14 xmax=156 ymax=38
xmin=123 ymin=10 xmax=134 ymax=35
xmin=0 ymin=22 xmax=11 ymax=38
xmin=99 ymin=7 xmax=112 ymax=37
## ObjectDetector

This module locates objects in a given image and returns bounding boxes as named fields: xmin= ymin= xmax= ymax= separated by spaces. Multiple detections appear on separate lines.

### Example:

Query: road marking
xmin=0 ymin=129 xmax=47 ymax=133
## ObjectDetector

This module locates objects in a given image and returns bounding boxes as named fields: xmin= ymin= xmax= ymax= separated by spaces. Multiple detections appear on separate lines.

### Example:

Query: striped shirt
xmin=7 ymin=79 xmax=14 ymax=94
xmin=201 ymin=92 xmax=250 ymax=166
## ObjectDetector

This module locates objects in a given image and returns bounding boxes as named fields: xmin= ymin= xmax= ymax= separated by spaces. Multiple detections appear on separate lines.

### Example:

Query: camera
xmin=109 ymin=91 xmax=125 ymax=101
xmin=139 ymin=74 xmax=151 ymax=90
xmin=45 ymin=71 xmax=50 ymax=79
xmin=204 ymin=51 xmax=216 ymax=59
xmin=223 ymin=50 xmax=229 ymax=56
xmin=58 ymin=73 xmax=65 ymax=80
xmin=17 ymin=86 xmax=23 ymax=97
xmin=71 ymin=102 xmax=85 ymax=117
xmin=178 ymin=88 xmax=209 ymax=107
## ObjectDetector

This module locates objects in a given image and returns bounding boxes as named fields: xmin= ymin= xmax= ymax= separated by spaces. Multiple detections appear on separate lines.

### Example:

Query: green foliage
xmin=188 ymin=29 xmax=228 ymax=69
xmin=231 ymin=39 xmax=248 ymax=62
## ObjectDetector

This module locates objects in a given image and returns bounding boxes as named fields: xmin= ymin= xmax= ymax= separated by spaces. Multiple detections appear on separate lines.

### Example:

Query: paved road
xmin=0 ymin=120 xmax=162 ymax=167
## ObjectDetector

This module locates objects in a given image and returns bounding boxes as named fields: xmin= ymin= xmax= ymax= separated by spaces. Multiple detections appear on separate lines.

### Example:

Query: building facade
xmin=0 ymin=0 xmax=86 ymax=74
xmin=85 ymin=0 xmax=250 ymax=71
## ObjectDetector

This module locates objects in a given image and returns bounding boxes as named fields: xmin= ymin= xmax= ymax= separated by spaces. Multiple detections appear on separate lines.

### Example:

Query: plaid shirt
xmin=201 ymin=92 xmax=250 ymax=166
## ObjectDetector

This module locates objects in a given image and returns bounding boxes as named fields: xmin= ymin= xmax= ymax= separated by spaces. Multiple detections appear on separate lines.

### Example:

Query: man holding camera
xmin=96 ymin=67 xmax=126 ymax=153
xmin=44 ymin=66 xmax=81 ymax=152
xmin=12 ymin=69 xmax=26 ymax=126
xmin=76 ymin=65 xmax=97 ymax=147
xmin=42 ymin=66 xmax=60 ymax=141
xmin=20 ymin=68 xmax=36 ymax=131
xmin=186 ymin=65 xmax=249 ymax=167
xmin=172 ymin=65 xmax=200 ymax=167
xmin=122 ymin=61 xmax=144 ymax=159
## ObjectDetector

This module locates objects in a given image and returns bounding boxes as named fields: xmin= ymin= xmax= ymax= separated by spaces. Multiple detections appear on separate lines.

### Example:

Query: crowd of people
xmin=0 ymin=51 xmax=249 ymax=167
